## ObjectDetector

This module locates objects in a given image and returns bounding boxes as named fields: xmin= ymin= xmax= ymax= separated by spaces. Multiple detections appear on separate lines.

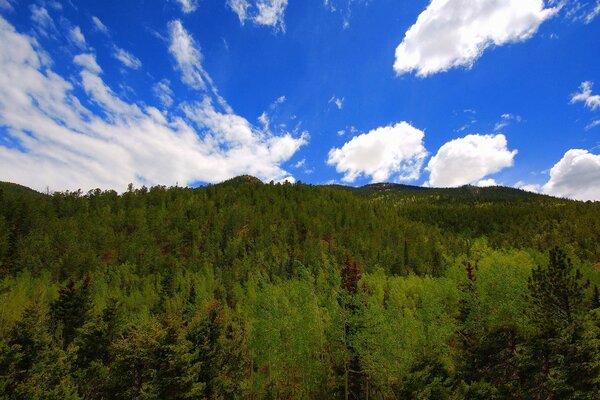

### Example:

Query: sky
xmin=0 ymin=0 xmax=599 ymax=200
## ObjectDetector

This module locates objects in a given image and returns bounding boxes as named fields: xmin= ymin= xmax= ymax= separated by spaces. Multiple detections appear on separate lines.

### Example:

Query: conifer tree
xmin=340 ymin=256 xmax=363 ymax=400
xmin=520 ymin=247 xmax=600 ymax=398
xmin=50 ymin=275 xmax=92 ymax=347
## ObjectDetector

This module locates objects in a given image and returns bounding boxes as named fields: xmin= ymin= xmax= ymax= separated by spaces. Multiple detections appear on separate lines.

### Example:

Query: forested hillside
xmin=0 ymin=177 xmax=599 ymax=399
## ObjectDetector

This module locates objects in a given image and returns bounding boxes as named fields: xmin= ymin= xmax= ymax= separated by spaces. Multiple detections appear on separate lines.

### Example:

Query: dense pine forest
xmin=0 ymin=176 xmax=599 ymax=399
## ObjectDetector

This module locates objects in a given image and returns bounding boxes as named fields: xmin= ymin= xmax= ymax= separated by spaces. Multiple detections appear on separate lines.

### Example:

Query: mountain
xmin=0 ymin=176 xmax=599 ymax=398
xmin=329 ymin=181 xmax=550 ymax=203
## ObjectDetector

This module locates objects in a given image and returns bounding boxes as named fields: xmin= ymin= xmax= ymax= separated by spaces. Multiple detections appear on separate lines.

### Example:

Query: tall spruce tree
xmin=519 ymin=247 xmax=600 ymax=399
xmin=50 ymin=275 xmax=92 ymax=347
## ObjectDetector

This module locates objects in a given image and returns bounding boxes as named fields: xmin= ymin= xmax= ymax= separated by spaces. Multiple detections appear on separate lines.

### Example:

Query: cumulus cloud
xmin=570 ymin=81 xmax=600 ymax=111
xmin=113 ymin=47 xmax=142 ymax=69
xmin=426 ymin=134 xmax=517 ymax=187
xmin=327 ymin=122 xmax=428 ymax=183
xmin=515 ymin=181 xmax=542 ymax=194
xmin=175 ymin=0 xmax=198 ymax=14
xmin=477 ymin=178 xmax=498 ymax=187
xmin=0 ymin=16 xmax=306 ymax=192
xmin=91 ymin=16 xmax=109 ymax=34
xmin=542 ymin=149 xmax=600 ymax=201
xmin=394 ymin=0 xmax=557 ymax=77
xmin=227 ymin=0 xmax=288 ymax=31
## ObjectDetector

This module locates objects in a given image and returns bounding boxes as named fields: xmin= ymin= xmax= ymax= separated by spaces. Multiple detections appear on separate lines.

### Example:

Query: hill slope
xmin=0 ymin=176 xmax=599 ymax=399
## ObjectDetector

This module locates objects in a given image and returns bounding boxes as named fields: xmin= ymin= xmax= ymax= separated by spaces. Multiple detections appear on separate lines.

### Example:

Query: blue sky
xmin=0 ymin=0 xmax=599 ymax=200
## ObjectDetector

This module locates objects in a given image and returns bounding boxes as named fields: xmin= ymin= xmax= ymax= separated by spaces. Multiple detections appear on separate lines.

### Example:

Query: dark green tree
xmin=519 ymin=247 xmax=600 ymax=399
xmin=50 ymin=275 xmax=93 ymax=347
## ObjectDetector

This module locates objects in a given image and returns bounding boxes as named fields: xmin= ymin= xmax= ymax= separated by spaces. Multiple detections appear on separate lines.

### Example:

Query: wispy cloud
xmin=168 ymin=20 xmax=206 ymax=90
xmin=91 ymin=16 xmax=109 ymax=34
xmin=494 ymin=113 xmax=522 ymax=131
xmin=227 ymin=0 xmax=288 ymax=31
xmin=0 ymin=16 xmax=307 ymax=191
xmin=0 ymin=0 xmax=14 ymax=11
xmin=113 ymin=47 xmax=142 ymax=69
xmin=30 ymin=4 xmax=57 ymax=37
xmin=153 ymin=79 xmax=174 ymax=108
xmin=329 ymin=96 xmax=344 ymax=110
xmin=571 ymin=81 xmax=600 ymax=111
xmin=69 ymin=25 xmax=86 ymax=49
xmin=586 ymin=119 xmax=600 ymax=130
xmin=175 ymin=0 xmax=198 ymax=14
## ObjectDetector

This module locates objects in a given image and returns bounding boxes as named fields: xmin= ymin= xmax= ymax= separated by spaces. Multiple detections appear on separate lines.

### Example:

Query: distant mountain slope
xmin=0 ymin=181 xmax=45 ymax=198
xmin=326 ymin=181 xmax=553 ymax=203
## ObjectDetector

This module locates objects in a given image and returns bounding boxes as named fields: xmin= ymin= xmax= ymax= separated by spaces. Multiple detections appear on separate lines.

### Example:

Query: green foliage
xmin=0 ymin=178 xmax=599 ymax=398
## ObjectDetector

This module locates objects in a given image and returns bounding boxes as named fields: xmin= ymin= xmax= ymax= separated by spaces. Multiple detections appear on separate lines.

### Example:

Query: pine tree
xmin=50 ymin=275 xmax=93 ymax=347
xmin=527 ymin=247 xmax=585 ymax=331
xmin=519 ymin=247 xmax=600 ymax=398
xmin=340 ymin=256 xmax=363 ymax=400
xmin=592 ymin=285 xmax=599 ymax=310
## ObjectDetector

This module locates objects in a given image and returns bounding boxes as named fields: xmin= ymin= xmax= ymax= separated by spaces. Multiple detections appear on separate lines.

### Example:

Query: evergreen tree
xmin=519 ymin=247 xmax=600 ymax=399
xmin=50 ymin=275 xmax=92 ymax=347
xmin=340 ymin=256 xmax=363 ymax=400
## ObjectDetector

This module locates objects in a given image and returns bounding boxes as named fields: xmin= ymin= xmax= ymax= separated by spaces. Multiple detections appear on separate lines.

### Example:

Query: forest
xmin=0 ymin=175 xmax=599 ymax=399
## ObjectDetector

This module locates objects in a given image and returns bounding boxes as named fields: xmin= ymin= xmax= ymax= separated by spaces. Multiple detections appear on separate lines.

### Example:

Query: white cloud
xmin=494 ymin=113 xmax=522 ymax=131
xmin=153 ymin=79 xmax=174 ymax=108
xmin=394 ymin=0 xmax=557 ymax=77
xmin=227 ymin=0 xmax=288 ymax=31
xmin=426 ymin=134 xmax=517 ymax=187
xmin=254 ymin=0 xmax=288 ymax=30
xmin=515 ymin=181 xmax=542 ymax=194
xmin=227 ymin=0 xmax=250 ymax=24
xmin=167 ymin=20 xmax=231 ymax=112
xmin=168 ymin=20 xmax=206 ymax=90
xmin=323 ymin=0 xmax=371 ymax=28
xmin=0 ymin=0 xmax=13 ymax=11
xmin=585 ymin=3 xmax=600 ymax=23
xmin=73 ymin=53 xmax=102 ymax=74
xmin=327 ymin=122 xmax=428 ymax=183
xmin=329 ymin=96 xmax=344 ymax=110
xmin=560 ymin=0 xmax=600 ymax=24
xmin=586 ymin=119 xmax=600 ymax=130
xmin=542 ymin=149 xmax=600 ymax=201
xmin=69 ymin=26 xmax=86 ymax=48
xmin=30 ymin=5 xmax=57 ymax=37
xmin=91 ymin=16 xmax=109 ymax=34
xmin=175 ymin=0 xmax=198 ymax=14
xmin=113 ymin=47 xmax=142 ymax=69
xmin=477 ymin=178 xmax=498 ymax=187
xmin=0 ymin=16 xmax=306 ymax=192
xmin=570 ymin=81 xmax=600 ymax=111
